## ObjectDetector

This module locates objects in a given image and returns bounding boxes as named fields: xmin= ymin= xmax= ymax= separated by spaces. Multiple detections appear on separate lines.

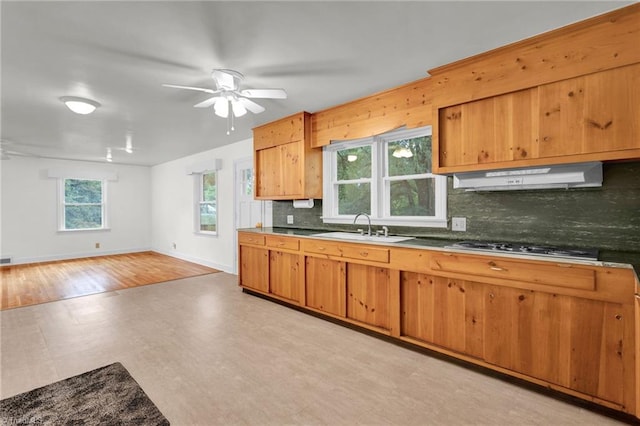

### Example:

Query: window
xmin=59 ymin=178 xmax=107 ymax=231
xmin=197 ymin=171 xmax=217 ymax=234
xmin=323 ymin=126 xmax=447 ymax=227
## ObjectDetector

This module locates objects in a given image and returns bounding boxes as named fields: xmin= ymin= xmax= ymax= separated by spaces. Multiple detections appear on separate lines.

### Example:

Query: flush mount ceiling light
xmin=60 ymin=96 xmax=100 ymax=115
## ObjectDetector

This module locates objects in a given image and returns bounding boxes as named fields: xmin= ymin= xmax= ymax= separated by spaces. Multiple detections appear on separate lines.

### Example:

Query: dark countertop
xmin=239 ymin=227 xmax=640 ymax=276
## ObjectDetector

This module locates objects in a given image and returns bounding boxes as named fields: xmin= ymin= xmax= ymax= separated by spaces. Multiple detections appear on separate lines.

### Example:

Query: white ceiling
xmin=1 ymin=1 xmax=631 ymax=166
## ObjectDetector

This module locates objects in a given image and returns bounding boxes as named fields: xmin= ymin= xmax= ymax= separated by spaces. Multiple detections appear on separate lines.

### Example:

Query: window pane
xmin=389 ymin=178 xmax=435 ymax=216
xmin=200 ymin=203 xmax=216 ymax=232
xmin=337 ymin=146 xmax=371 ymax=180
xmin=65 ymin=179 xmax=102 ymax=203
xmin=387 ymin=136 xmax=432 ymax=176
xmin=338 ymin=183 xmax=370 ymax=215
xmin=65 ymin=205 xmax=102 ymax=229
xmin=202 ymin=173 xmax=216 ymax=202
xmin=242 ymin=169 xmax=253 ymax=196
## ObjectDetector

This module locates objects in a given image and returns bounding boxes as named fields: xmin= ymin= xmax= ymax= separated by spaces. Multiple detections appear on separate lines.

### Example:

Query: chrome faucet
xmin=353 ymin=212 xmax=372 ymax=236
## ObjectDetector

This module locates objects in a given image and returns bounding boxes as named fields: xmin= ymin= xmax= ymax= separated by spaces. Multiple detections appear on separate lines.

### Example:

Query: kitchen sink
xmin=311 ymin=231 xmax=414 ymax=243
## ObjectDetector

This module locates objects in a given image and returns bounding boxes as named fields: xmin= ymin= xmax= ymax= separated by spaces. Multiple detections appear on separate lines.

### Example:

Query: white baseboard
xmin=152 ymin=248 xmax=233 ymax=273
xmin=7 ymin=247 xmax=153 ymax=266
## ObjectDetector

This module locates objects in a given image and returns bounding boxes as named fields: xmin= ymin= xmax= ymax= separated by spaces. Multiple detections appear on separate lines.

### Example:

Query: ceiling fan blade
xmin=162 ymin=84 xmax=218 ymax=94
xmin=194 ymin=96 xmax=222 ymax=108
xmin=213 ymin=98 xmax=229 ymax=118
xmin=240 ymin=89 xmax=287 ymax=99
xmin=238 ymin=98 xmax=265 ymax=114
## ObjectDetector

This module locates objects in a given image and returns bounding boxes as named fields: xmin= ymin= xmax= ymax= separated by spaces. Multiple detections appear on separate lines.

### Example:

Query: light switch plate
xmin=452 ymin=217 xmax=467 ymax=232
xmin=286 ymin=215 xmax=294 ymax=225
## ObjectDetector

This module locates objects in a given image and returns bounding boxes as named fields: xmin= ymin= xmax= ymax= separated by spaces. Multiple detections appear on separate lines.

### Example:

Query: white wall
xmin=0 ymin=157 xmax=151 ymax=264
xmin=150 ymin=138 xmax=253 ymax=273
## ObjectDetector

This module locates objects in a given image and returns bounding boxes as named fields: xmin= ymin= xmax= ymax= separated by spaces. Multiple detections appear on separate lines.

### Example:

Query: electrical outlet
xmin=95 ymin=242 xmax=100 ymax=249
xmin=286 ymin=215 xmax=294 ymax=225
xmin=452 ymin=217 xmax=467 ymax=232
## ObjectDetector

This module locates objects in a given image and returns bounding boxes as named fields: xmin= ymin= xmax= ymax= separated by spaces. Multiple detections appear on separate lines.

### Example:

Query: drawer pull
xmin=490 ymin=266 xmax=505 ymax=271
xmin=277 ymin=242 xmax=285 ymax=246
xmin=316 ymin=246 xmax=326 ymax=251
xmin=359 ymin=251 xmax=369 ymax=257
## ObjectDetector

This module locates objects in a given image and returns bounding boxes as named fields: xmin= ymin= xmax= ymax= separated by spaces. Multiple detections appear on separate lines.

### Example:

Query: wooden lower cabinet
xmin=239 ymin=245 xmax=269 ymax=292
xmin=305 ymin=257 xmax=346 ymax=317
xmin=484 ymin=285 xmax=628 ymax=406
xmin=269 ymin=251 xmax=301 ymax=302
xmin=346 ymin=264 xmax=390 ymax=330
xmin=238 ymin=233 xmax=639 ymax=418
xmin=401 ymin=272 xmax=484 ymax=359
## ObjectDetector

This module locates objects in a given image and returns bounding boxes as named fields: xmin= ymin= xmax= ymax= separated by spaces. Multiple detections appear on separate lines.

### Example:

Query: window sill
xmin=57 ymin=228 xmax=111 ymax=234
xmin=323 ymin=217 xmax=448 ymax=228
xmin=195 ymin=231 xmax=218 ymax=237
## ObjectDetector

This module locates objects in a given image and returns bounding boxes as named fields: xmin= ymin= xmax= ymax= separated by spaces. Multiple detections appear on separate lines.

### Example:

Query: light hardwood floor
xmin=0 ymin=252 xmax=219 ymax=310
xmin=0 ymin=273 xmax=628 ymax=425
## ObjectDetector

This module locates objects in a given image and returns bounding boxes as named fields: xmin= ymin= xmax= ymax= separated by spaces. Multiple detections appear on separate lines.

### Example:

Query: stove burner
xmin=447 ymin=241 xmax=598 ymax=260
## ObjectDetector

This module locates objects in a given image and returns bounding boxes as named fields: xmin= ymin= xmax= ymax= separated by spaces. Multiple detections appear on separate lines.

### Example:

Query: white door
xmin=233 ymin=157 xmax=272 ymax=273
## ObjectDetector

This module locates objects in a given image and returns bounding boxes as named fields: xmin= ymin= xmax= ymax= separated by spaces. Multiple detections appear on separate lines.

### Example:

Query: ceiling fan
xmin=163 ymin=69 xmax=287 ymax=134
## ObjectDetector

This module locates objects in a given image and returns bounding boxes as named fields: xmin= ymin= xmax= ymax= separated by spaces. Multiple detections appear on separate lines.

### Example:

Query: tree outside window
xmin=199 ymin=172 xmax=217 ymax=233
xmin=62 ymin=179 xmax=105 ymax=230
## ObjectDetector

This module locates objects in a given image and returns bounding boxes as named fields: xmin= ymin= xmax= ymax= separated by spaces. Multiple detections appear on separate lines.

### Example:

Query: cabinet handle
xmin=277 ymin=242 xmax=285 ymax=246
xmin=489 ymin=266 xmax=505 ymax=271
xmin=359 ymin=251 xmax=369 ymax=257
xmin=635 ymin=294 xmax=640 ymax=300
xmin=316 ymin=246 xmax=326 ymax=251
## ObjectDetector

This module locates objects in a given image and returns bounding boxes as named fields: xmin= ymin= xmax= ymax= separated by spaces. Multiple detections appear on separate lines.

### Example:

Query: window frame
xmin=322 ymin=126 xmax=447 ymax=228
xmin=58 ymin=178 xmax=108 ymax=232
xmin=195 ymin=170 xmax=218 ymax=236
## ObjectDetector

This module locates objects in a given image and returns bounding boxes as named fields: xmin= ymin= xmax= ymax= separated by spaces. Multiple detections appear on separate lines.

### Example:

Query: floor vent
xmin=0 ymin=257 xmax=12 ymax=265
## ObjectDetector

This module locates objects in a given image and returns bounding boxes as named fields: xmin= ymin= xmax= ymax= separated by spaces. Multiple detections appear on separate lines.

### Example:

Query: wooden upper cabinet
xmin=538 ymin=63 xmax=640 ymax=158
xmin=430 ymin=4 xmax=640 ymax=173
xmin=311 ymin=77 xmax=433 ymax=148
xmin=438 ymin=88 xmax=538 ymax=168
xmin=253 ymin=112 xmax=322 ymax=200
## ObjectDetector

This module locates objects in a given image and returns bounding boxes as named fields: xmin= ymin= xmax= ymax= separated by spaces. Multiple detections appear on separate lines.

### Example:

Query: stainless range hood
xmin=453 ymin=162 xmax=603 ymax=192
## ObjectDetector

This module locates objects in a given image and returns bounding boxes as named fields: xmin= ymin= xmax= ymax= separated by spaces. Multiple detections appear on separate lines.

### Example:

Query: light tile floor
xmin=0 ymin=273 xmax=628 ymax=425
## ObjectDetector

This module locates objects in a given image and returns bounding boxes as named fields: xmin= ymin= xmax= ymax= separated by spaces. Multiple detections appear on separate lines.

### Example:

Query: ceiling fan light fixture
xmin=213 ymin=98 xmax=229 ymax=118
xmin=60 ymin=96 xmax=100 ymax=115
xmin=231 ymin=100 xmax=247 ymax=117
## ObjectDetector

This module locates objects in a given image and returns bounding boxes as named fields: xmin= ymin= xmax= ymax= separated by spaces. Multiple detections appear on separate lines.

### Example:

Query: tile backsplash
xmin=273 ymin=161 xmax=640 ymax=254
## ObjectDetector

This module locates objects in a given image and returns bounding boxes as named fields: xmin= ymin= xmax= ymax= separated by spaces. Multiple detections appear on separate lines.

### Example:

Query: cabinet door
xmin=346 ymin=264 xmax=390 ymax=329
xmin=438 ymin=88 xmax=537 ymax=168
xmin=239 ymin=246 xmax=269 ymax=293
xmin=400 ymin=272 xmax=484 ymax=359
xmin=255 ymin=141 xmax=303 ymax=198
xmin=538 ymin=63 xmax=640 ymax=158
xmin=269 ymin=251 xmax=301 ymax=302
xmin=484 ymin=285 xmax=627 ymax=405
xmin=255 ymin=145 xmax=281 ymax=197
xmin=279 ymin=141 xmax=303 ymax=196
xmin=305 ymin=257 xmax=346 ymax=317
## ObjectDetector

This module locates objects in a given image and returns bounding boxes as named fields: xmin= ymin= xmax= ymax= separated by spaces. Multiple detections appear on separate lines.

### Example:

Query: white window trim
xmin=322 ymin=126 xmax=447 ymax=228
xmin=57 ymin=178 xmax=109 ymax=232
xmin=194 ymin=170 xmax=218 ymax=236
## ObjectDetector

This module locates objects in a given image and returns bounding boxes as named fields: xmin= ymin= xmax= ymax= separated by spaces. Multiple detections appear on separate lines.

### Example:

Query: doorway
xmin=233 ymin=157 xmax=272 ymax=273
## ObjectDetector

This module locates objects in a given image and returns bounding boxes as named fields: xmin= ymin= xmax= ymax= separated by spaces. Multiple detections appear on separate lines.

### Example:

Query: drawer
xmin=303 ymin=239 xmax=389 ymax=263
xmin=341 ymin=245 xmax=389 ymax=263
xmin=238 ymin=233 xmax=265 ymax=246
xmin=302 ymin=240 xmax=343 ymax=257
xmin=266 ymin=235 xmax=300 ymax=251
xmin=430 ymin=253 xmax=596 ymax=291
